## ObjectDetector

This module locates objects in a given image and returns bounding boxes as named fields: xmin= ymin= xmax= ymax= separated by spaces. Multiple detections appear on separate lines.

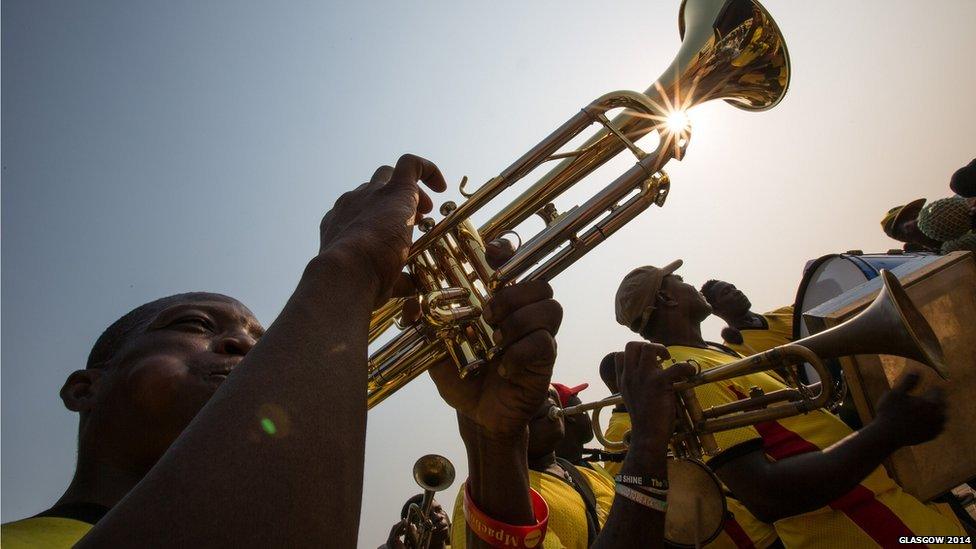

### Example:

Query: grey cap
xmin=614 ymin=259 xmax=683 ymax=333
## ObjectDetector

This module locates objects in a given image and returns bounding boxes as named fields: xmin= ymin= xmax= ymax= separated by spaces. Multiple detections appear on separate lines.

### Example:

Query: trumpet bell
xmin=413 ymin=454 xmax=456 ymax=493
xmin=875 ymin=270 xmax=948 ymax=377
xmin=802 ymin=269 xmax=949 ymax=379
xmin=662 ymin=0 xmax=790 ymax=113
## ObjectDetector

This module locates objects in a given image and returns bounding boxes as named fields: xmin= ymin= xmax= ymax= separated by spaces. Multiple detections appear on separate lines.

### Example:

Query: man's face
xmin=553 ymin=394 xmax=594 ymax=460
xmin=93 ymin=295 xmax=264 ymax=462
xmin=661 ymin=274 xmax=712 ymax=322
xmin=895 ymin=218 xmax=941 ymax=249
xmin=527 ymin=387 xmax=565 ymax=459
xmin=703 ymin=280 xmax=751 ymax=317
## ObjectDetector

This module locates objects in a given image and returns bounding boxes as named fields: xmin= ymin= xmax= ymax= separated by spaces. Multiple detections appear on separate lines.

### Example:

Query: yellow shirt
xmin=667 ymin=344 xmax=965 ymax=549
xmin=600 ymin=412 xmax=631 ymax=477
xmin=725 ymin=306 xmax=794 ymax=357
xmin=1 ymin=517 xmax=92 ymax=548
xmin=450 ymin=466 xmax=615 ymax=549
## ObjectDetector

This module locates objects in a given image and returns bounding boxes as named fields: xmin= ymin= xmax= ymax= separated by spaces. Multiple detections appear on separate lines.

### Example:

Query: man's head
xmin=615 ymin=260 xmax=711 ymax=341
xmin=599 ymin=353 xmax=619 ymax=394
xmin=62 ymin=292 xmax=264 ymax=469
xmin=700 ymin=279 xmax=752 ymax=319
xmin=881 ymin=199 xmax=941 ymax=250
xmin=949 ymin=158 xmax=976 ymax=198
xmin=552 ymin=383 xmax=593 ymax=463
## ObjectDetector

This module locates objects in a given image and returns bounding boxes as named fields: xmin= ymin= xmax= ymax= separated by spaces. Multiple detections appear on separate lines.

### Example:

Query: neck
xmin=554 ymin=446 xmax=583 ymax=466
xmin=53 ymin=454 xmax=149 ymax=512
xmin=648 ymin=315 xmax=707 ymax=349
xmin=721 ymin=310 xmax=762 ymax=330
xmin=528 ymin=451 xmax=557 ymax=472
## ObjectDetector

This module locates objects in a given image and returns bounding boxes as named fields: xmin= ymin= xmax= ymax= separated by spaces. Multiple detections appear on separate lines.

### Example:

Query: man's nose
xmin=214 ymin=330 xmax=256 ymax=356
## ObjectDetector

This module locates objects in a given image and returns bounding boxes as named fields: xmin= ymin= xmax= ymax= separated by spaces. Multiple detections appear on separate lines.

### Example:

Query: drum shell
xmin=665 ymin=458 xmax=726 ymax=547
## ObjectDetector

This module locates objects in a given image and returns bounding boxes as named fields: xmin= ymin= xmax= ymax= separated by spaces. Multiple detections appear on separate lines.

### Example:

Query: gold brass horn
xmin=367 ymin=0 xmax=790 ymax=408
xmin=404 ymin=454 xmax=456 ymax=549
xmin=554 ymin=269 xmax=949 ymax=455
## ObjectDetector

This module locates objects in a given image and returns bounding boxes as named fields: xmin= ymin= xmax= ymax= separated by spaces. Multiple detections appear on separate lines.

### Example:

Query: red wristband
xmin=463 ymin=481 xmax=549 ymax=548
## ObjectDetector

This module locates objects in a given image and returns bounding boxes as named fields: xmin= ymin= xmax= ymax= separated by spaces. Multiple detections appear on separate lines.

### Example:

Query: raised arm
xmin=714 ymin=372 xmax=946 ymax=523
xmin=78 ymin=155 xmax=446 ymax=547
xmin=591 ymin=342 xmax=696 ymax=549
xmin=428 ymin=278 xmax=563 ymax=549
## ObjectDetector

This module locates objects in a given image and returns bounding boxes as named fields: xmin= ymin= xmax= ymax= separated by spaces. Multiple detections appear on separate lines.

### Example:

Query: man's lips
xmin=532 ymin=402 xmax=560 ymax=422
xmin=206 ymin=359 xmax=242 ymax=379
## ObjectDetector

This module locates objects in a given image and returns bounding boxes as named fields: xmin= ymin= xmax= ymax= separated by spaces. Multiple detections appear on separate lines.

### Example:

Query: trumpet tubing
xmin=367 ymin=0 xmax=791 ymax=409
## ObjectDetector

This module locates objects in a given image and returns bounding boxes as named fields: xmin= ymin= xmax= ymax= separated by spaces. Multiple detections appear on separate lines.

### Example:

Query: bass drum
xmin=792 ymin=252 xmax=933 ymax=427
xmin=665 ymin=458 xmax=726 ymax=547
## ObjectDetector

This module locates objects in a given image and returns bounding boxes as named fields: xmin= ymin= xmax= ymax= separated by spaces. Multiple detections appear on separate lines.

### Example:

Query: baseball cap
xmin=880 ymin=198 xmax=926 ymax=241
xmin=614 ymin=259 xmax=683 ymax=333
xmin=551 ymin=382 xmax=589 ymax=408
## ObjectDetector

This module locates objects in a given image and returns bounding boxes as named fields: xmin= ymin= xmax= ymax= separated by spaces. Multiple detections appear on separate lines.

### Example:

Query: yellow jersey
xmin=725 ymin=306 xmax=794 ymax=357
xmin=601 ymin=412 xmax=630 ymax=477
xmin=450 ymin=465 xmax=615 ymax=549
xmin=667 ymin=344 xmax=965 ymax=549
xmin=1 ymin=517 xmax=92 ymax=548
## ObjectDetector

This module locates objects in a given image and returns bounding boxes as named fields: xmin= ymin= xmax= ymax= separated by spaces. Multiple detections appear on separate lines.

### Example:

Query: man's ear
xmin=657 ymin=289 xmax=678 ymax=308
xmin=60 ymin=369 xmax=104 ymax=413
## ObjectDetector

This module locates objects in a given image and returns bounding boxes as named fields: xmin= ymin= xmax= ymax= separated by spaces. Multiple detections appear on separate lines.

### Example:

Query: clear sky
xmin=2 ymin=1 xmax=974 ymax=546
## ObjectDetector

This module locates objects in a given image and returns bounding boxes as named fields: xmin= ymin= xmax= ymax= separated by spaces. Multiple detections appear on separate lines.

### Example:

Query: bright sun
xmin=665 ymin=110 xmax=690 ymax=133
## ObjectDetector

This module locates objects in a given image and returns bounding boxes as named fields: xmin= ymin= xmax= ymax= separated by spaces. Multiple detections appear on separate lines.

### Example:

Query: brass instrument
xmin=367 ymin=0 xmax=791 ymax=408
xmin=553 ymin=270 xmax=950 ymax=455
xmin=405 ymin=454 xmax=456 ymax=549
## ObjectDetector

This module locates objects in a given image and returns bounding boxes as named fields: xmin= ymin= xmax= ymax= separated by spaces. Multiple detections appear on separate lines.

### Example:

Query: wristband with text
xmin=463 ymin=481 xmax=549 ymax=548
xmin=616 ymin=483 xmax=668 ymax=513
xmin=613 ymin=473 xmax=669 ymax=490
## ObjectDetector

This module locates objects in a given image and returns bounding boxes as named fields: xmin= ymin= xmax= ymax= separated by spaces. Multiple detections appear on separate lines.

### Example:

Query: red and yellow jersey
xmin=450 ymin=466 xmax=615 ymax=549
xmin=667 ymin=344 xmax=965 ymax=549
xmin=1 ymin=517 xmax=92 ymax=548
xmin=725 ymin=306 xmax=794 ymax=357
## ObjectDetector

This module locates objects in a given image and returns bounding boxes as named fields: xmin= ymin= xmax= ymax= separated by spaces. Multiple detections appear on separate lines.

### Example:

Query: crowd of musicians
xmin=2 ymin=156 xmax=974 ymax=548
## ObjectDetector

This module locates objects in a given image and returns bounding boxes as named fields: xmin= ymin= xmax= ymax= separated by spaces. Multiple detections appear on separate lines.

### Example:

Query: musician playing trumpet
xmin=613 ymin=260 xmax=966 ymax=547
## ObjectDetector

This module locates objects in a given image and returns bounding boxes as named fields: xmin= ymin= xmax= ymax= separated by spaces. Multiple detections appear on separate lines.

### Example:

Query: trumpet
xmin=552 ymin=270 xmax=950 ymax=455
xmin=366 ymin=0 xmax=791 ymax=408
xmin=404 ymin=454 xmax=456 ymax=549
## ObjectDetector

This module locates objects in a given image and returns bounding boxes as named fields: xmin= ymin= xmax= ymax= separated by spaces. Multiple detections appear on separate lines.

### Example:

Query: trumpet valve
xmin=418 ymin=217 xmax=436 ymax=233
xmin=439 ymin=201 xmax=458 ymax=216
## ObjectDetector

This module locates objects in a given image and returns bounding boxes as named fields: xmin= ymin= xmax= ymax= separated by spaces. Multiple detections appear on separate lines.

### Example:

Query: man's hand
xmin=318 ymin=154 xmax=446 ymax=306
xmin=428 ymin=280 xmax=562 ymax=439
xmin=615 ymin=342 xmax=696 ymax=446
xmin=875 ymin=372 xmax=947 ymax=447
xmin=380 ymin=495 xmax=451 ymax=549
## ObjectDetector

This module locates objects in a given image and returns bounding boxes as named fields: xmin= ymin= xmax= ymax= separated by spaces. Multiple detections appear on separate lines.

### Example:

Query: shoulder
xmin=2 ymin=517 xmax=93 ymax=549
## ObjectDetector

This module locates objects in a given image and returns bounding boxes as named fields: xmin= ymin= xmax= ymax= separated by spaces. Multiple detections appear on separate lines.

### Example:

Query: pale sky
xmin=2 ymin=1 xmax=975 ymax=546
